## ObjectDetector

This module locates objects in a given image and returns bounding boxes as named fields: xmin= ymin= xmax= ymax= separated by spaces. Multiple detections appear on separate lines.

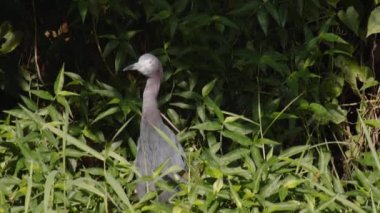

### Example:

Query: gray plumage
xmin=123 ymin=53 xmax=186 ymax=202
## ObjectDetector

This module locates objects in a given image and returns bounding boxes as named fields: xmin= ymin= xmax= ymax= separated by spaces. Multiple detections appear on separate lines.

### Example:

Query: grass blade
xmin=105 ymin=171 xmax=134 ymax=212
xmin=44 ymin=170 xmax=58 ymax=212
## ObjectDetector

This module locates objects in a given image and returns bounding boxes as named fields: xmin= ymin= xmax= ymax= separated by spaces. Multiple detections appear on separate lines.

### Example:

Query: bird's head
xmin=123 ymin=53 xmax=163 ymax=78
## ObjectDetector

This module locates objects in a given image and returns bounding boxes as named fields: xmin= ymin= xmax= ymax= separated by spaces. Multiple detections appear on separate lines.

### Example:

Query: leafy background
xmin=1 ymin=0 xmax=380 ymax=212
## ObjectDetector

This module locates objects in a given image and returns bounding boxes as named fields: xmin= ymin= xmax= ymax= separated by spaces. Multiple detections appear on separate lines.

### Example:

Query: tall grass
xmin=0 ymin=68 xmax=379 ymax=212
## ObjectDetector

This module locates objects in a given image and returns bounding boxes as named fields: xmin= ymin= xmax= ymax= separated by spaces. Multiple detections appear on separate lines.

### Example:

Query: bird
xmin=123 ymin=53 xmax=186 ymax=202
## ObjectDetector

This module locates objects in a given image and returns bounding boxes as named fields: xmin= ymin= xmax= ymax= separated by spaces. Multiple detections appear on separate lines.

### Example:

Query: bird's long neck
xmin=142 ymin=70 xmax=162 ymax=124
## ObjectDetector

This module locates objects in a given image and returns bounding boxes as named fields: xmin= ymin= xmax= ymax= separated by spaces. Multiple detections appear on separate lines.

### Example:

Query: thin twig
xmin=161 ymin=112 xmax=180 ymax=133
xmin=92 ymin=18 xmax=114 ymax=77
xmin=371 ymin=34 xmax=377 ymax=77
xmin=32 ymin=0 xmax=43 ymax=83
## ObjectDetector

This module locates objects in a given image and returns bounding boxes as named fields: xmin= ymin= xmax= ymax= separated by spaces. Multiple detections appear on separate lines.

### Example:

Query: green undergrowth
xmin=1 ymin=0 xmax=380 ymax=212
xmin=0 ymin=65 xmax=379 ymax=212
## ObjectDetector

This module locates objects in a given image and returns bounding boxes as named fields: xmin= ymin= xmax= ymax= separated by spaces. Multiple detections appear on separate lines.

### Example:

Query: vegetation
xmin=1 ymin=0 xmax=380 ymax=212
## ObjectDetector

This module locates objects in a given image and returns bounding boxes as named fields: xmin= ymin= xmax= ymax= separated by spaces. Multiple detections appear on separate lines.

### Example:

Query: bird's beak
xmin=122 ymin=63 xmax=137 ymax=72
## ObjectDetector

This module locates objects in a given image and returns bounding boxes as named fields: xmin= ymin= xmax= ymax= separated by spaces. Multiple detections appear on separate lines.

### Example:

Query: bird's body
xmin=123 ymin=53 xmax=186 ymax=202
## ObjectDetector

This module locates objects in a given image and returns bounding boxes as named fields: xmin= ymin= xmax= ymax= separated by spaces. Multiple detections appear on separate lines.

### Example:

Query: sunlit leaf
xmin=367 ymin=6 xmax=380 ymax=37
xmin=222 ymin=130 xmax=251 ymax=146
xmin=54 ymin=64 xmax=65 ymax=96
xmin=44 ymin=170 xmax=58 ymax=212
xmin=190 ymin=121 xmax=221 ymax=131
xmin=105 ymin=172 xmax=134 ymax=211
xmin=213 ymin=178 xmax=223 ymax=194
xmin=228 ymin=179 xmax=242 ymax=208
xmin=30 ymin=90 xmax=54 ymax=101
xmin=319 ymin=32 xmax=348 ymax=44
xmin=0 ymin=22 xmax=22 ymax=55
xmin=202 ymin=79 xmax=217 ymax=97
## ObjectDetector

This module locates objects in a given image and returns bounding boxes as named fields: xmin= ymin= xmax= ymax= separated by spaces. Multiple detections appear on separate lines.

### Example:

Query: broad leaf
xmin=367 ymin=6 xmax=380 ymax=37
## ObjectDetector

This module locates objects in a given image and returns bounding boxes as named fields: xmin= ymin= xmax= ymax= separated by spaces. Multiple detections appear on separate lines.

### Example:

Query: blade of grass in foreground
xmin=44 ymin=170 xmax=58 ymax=212
xmin=105 ymin=171 xmax=134 ymax=212
xmin=311 ymin=181 xmax=366 ymax=213
xmin=358 ymin=113 xmax=380 ymax=171
xmin=24 ymin=162 xmax=33 ymax=213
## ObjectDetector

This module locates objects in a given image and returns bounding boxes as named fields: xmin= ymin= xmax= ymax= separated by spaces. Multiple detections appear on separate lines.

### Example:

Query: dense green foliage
xmin=1 ymin=0 xmax=380 ymax=212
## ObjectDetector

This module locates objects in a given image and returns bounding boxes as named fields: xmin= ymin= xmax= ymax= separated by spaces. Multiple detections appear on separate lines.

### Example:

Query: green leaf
xmin=326 ymin=0 xmax=339 ymax=8
xmin=170 ymin=102 xmax=193 ymax=109
xmin=367 ymin=6 xmax=380 ymax=37
xmin=257 ymin=9 xmax=269 ymax=35
xmin=20 ymin=105 xmax=104 ymax=161
xmin=358 ymin=114 xmax=380 ymax=172
xmin=212 ymin=16 xmax=239 ymax=29
xmin=65 ymin=72 xmax=84 ymax=83
xmin=338 ymin=6 xmax=359 ymax=35
xmin=56 ymin=96 xmax=72 ymax=116
xmin=309 ymin=103 xmax=329 ymax=124
xmin=105 ymin=172 xmax=134 ymax=211
xmin=260 ymin=175 xmax=281 ymax=198
xmin=222 ymin=130 xmax=252 ymax=146
xmin=150 ymin=10 xmax=172 ymax=21
xmin=319 ymin=32 xmax=348 ymax=44
xmin=153 ymin=126 xmax=183 ymax=157
xmin=204 ymin=97 xmax=224 ymax=122
xmin=153 ymin=159 xmax=170 ymax=178
xmin=278 ymin=5 xmax=288 ymax=27
xmin=354 ymin=169 xmax=380 ymax=200
xmin=72 ymin=178 xmax=105 ymax=197
xmin=91 ymin=106 xmax=120 ymax=124
xmin=0 ymin=22 xmax=22 ymax=55
xmin=321 ymin=74 xmax=344 ymax=99
xmin=115 ymin=43 xmax=128 ymax=72
xmin=190 ymin=121 xmax=221 ymax=131
xmin=44 ymin=170 xmax=58 ymax=212
xmin=205 ymin=166 xmax=223 ymax=179
xmin=20 ymin=95 xmax=38 ymax=111
xmin=174 ymin=0 xmax=189 ymax=14
xmin=57 ymin=91 xmax=80 ymax=96
xmin=78 ymin=0 xmax=88 ymax=23
xmin=220 ymin=148 xmax=250 ymax=165
xmin=228 ymin=1 xmax=260 ymax=16
xmin=259 ymin=52 xmax=289 ymax=75
xmin=103 ymin=40 xmax=119 ymax=58
xmin=279 ymin=187 xmax=288 ymax=202
xmin=54 ymin=64 xmax=65 ymax=96
xmin=265 ymin=2 xmax=281 ymax=26
xmin=167 ymin=108 xmax=180 ymax=125
xmin=202 ymin=79 xmax=217 ymax=97
xmin=364 ymin=119 xmax=380 ymax=128
xmin=256 ymin=138 xmax=281 ymax=146
xmin=24 ymin=162 xmax=33 ymax=213
xmin=169 ymin=17 xmax=179 ymax=37
xmin=196 ymin=105 xmax=206 ymax=121
xmin=279 ymin=145 xmax=310 ymax=158
xmin=213 ymin=178 xmax=224 ymax=194
xmin=282 ymin=177 xmax=305 ymax=189
xmin=326 ymin=104 xmax=347 ymax=124
xmin=224 ymin=122 xmax=253 ymax=135
xmin=228 ymin=179 xmax=242 ymax=208
xmin=30 ymin=90 xmax=54 ymax=101
xmin=265 ymin=200 xmax=303 ymax=212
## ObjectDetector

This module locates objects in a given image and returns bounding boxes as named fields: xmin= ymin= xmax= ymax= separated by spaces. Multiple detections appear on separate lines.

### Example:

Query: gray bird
xmin=123 ymin=53 xmax=186 ymax=202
